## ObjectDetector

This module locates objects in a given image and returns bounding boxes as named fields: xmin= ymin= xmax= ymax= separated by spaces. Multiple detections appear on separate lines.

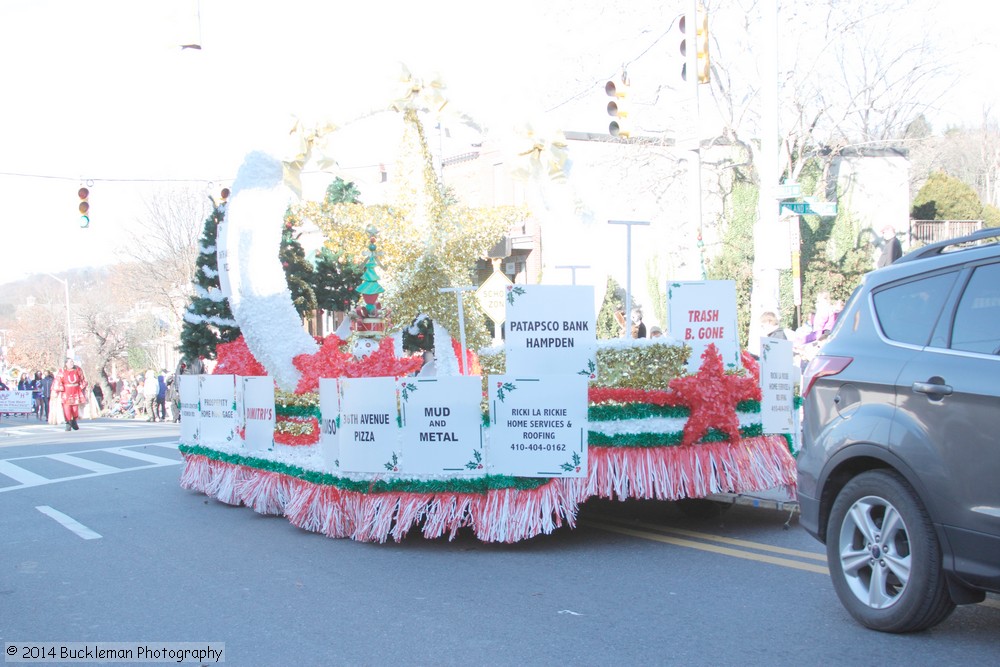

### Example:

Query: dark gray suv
xmin=797 ymin=227 xmax=1000 ymax=633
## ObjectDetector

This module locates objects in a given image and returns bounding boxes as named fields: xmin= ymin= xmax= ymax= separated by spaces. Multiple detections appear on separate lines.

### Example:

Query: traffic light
xmin=605 ymin=76 xmax=631 ymax=138
xmin=78 ymin=187 xmax=90 ymax=228
xmin=679 ymin=4 xmax=710 ymax=84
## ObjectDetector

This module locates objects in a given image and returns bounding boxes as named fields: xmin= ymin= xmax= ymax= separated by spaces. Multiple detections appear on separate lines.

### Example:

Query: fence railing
xmin=910 ymin=220 xmax=983 ymax=246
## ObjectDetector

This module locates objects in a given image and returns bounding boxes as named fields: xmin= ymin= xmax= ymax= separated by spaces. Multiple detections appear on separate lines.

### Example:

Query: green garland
xmin=586 ymin=423 xmax=764 ymax=448
xmin=589 ymin=403 xmax=690 ymax=421
xmin=275 ymin=403 xmax=323 ymax=419
xmin=179 ymin=445 xmax=550 ymax=494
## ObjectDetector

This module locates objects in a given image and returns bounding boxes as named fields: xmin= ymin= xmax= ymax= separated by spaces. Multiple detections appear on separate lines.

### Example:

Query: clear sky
xmin=1 ymin=0 xmax=997 ymax=287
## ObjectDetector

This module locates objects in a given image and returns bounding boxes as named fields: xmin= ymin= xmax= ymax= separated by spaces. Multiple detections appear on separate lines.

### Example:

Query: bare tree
xmin=74 ymin=271 xmax=160 ymax=412
xmin=117 ymin=186 xmax=210 ymax=322
xmin=4 ymin=304 xmax=64 ymax=372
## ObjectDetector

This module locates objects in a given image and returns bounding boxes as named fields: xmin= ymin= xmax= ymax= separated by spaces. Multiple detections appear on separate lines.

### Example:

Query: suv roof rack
xmin=896 ymin=226 xmax=1000 ymax=264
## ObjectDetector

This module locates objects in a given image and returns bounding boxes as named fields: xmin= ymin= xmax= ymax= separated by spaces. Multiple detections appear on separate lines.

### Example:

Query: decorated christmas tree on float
xmin=179 ymin=193 xmax=240 ymax=364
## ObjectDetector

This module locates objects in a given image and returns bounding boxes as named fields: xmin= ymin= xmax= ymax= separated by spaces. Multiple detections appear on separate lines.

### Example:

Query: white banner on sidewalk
xmin=0 ymin=390 xmax=34 ymax=413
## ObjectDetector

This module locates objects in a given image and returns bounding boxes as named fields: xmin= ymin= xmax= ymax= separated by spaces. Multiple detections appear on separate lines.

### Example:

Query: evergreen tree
xmin=325 ymin=177 xmax=361 ymax=205
xmin=596 ymin=275 xmax=627 ymax=339
xmin=178 ymin=201 xmax=240 ymax=362
xmin=312 ymin=247 xmax=363 ymax=314
xmin=912 ymin=171 xmax=988 ymax=221
xmin=280 ymin=212 xmax=317 ymax=317
xmin=312 ymin=177 xmax=364 ymax=316
xmin=707 ymin=179 xmax=756 ymax=338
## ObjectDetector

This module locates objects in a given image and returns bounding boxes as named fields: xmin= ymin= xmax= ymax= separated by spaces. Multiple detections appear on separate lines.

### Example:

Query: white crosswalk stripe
xmin=0 ymin=443 xmax=182 ymax=493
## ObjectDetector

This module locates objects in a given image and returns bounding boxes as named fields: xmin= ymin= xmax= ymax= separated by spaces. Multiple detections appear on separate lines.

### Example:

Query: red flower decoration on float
xmin=292 ymin=335 xmax=423 ymax=394
xmin=213 ymin=336 xmax=267 ymax=376
xmin=667 ymin=344 xmax=748 ymax=447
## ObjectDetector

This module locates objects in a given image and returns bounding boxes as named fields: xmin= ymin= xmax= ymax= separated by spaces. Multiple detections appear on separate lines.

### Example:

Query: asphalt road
xmin=1 ymin=417 xmax=998 ymax=666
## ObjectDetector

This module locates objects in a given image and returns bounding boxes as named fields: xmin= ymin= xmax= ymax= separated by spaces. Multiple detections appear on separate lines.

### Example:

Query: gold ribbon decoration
xmin=389 ymin=63 xmax=448 ymax=114
xmin=281 ymin=117 xmax=339 ymax=199
xmin=509 ymin=123 xmax=570 ymax=182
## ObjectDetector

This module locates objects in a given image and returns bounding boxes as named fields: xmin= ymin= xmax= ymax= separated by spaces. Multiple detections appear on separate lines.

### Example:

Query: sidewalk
xmin=0 ymin=412 xmax=174 ymax=436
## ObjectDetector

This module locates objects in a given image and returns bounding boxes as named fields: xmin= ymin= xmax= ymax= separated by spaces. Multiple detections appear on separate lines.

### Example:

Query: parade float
xmin=177 ymin=69 xmax=797 ymax=543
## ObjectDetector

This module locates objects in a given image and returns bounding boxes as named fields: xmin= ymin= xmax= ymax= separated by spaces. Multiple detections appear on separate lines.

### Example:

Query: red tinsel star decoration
xmin=213 ymin=335 xmax=267 ymax=376
xmin=739 ymin=350 xmax=762 ymax=401
xmin=292 ymin=335 xmax=423 ymax=394
xmin=667 ymin=344 xmax=757 ymax=446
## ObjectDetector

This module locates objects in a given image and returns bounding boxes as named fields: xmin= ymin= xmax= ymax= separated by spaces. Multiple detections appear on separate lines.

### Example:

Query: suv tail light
xmin=802 ymin=355 xmax=853 ymax=398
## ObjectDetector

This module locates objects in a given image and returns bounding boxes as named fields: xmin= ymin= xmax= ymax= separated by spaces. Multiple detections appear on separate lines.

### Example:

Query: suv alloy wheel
xmin=826 ymin=470 xmax=955 ymax=632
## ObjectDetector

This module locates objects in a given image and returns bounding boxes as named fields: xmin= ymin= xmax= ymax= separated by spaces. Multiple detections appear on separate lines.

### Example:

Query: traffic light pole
xmin=748 ymin=0 xmax=780 ymax=355
xmin=686 ymin=0 xmax=704 ymax=280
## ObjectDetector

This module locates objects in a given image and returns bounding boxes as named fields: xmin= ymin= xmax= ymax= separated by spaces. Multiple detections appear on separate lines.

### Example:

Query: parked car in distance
xmin=797 ymin=227 xmax=1000 ymax=633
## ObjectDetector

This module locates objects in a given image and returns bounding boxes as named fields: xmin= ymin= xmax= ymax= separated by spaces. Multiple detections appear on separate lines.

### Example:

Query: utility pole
xmin=608 ymin=220 xmax=649 ymax=338
xmin=748 ymin=0 xmax=781 ymax=356
xmin=554 ymin=265 xmax=590 ymax=286
xmin=45 ymin=273 xmax=73 ymax=358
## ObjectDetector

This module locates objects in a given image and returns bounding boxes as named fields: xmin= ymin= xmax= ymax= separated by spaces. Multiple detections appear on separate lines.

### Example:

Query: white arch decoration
xmin=224 ymin=151 xmax=319 ymax=391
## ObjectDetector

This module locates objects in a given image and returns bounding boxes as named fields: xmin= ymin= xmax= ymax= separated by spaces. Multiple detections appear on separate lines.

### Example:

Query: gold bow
xmin=389 ymin=64 xmax=448 ymax=113
xmin=282 ymin=117 xmax=338 ymax=198
xmin=510 ymin=123 xmax=570 ymax=182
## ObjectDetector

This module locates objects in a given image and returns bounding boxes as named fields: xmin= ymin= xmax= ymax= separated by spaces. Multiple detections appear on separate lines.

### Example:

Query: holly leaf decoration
xmin=496 ymin=381 xmax=517 ymax=402
xmin=465 ymin=449 xmax=483 ymax=470
xmin=505 ymin=285 xmax=526 ymax=305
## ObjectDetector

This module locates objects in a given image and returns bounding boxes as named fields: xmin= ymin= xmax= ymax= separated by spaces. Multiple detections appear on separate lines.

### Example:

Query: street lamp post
xmin=554 ymin=265 xmax=590 ymax=286
xmin=608 ymin=220 xmax=650 ymax=338
xmin=44 ymin=273 xmax=73 ymax=358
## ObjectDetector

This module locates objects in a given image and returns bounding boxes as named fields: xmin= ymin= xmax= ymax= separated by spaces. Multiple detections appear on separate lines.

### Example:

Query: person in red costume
xmin=54 ymin=357 xmax=87 ymax=431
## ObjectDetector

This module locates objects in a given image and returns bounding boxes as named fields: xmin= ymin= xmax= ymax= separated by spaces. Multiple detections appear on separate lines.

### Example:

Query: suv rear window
xmin=951 ymin=262 xmax=1000 ymax=355
xmin=872 ymin=272 xmax=956 ymax=346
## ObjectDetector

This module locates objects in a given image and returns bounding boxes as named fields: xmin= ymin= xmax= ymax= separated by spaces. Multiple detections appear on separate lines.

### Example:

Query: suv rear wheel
xmin=826 ymin=470 xmax=955 ymax=632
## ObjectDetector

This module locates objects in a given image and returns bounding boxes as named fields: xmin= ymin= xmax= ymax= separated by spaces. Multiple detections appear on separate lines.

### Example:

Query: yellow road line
xmin=587 ymin=514 xmax=827 ymax=562
xmin=582 ymin=519 xmax=830 ymax=574
xmin=584 ymin=518 xmax=1000 ymax=611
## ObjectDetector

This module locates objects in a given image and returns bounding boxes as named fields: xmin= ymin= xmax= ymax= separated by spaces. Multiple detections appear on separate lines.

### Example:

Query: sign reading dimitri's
xmin=504 ymin=285 xmax=596 ymax=376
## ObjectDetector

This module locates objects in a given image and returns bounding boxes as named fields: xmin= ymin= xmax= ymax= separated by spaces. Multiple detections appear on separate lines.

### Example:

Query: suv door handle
xmin=912 ymin=381 xmax=953 ymax=397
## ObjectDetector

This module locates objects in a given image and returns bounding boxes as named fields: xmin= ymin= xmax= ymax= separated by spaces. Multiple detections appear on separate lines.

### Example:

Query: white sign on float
xmin=759 ymin=337 xmax=796 ymax=435
xmin=488 ymin=375 xmax=588 ymax=478
xmin=338 ymin=377 xmax=401 ymax=474
xmin=504 ymin=285 xmax=596 ymax=376
xmin=667 ymin=280 xmax=741 ymax=371
xmin=178 ymin=375 xmax=201 ymax=445
xmin=319 ymin=378 xmax=341 ymax=473
xmin=242 ymin=376 xmax=275 ymax=451
xmin=398 ymin=376 xmax=485 ymax=475
xmin=198 ymin=375 xmax=240 ymax=446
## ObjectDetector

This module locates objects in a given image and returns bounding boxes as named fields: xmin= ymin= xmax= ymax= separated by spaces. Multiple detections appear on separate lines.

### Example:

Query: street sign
xmin=808 ymin=201 xmax=838 ymax=216
xmin=780 ymin=201 xmax=811 ymax=215
xmin=775 ymin=183 xmax=801 ymax=199
xmin=475 ymin=270 xmax=514 ymax=325
xmin=779 ymin=200 xmax=838 ymax=216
